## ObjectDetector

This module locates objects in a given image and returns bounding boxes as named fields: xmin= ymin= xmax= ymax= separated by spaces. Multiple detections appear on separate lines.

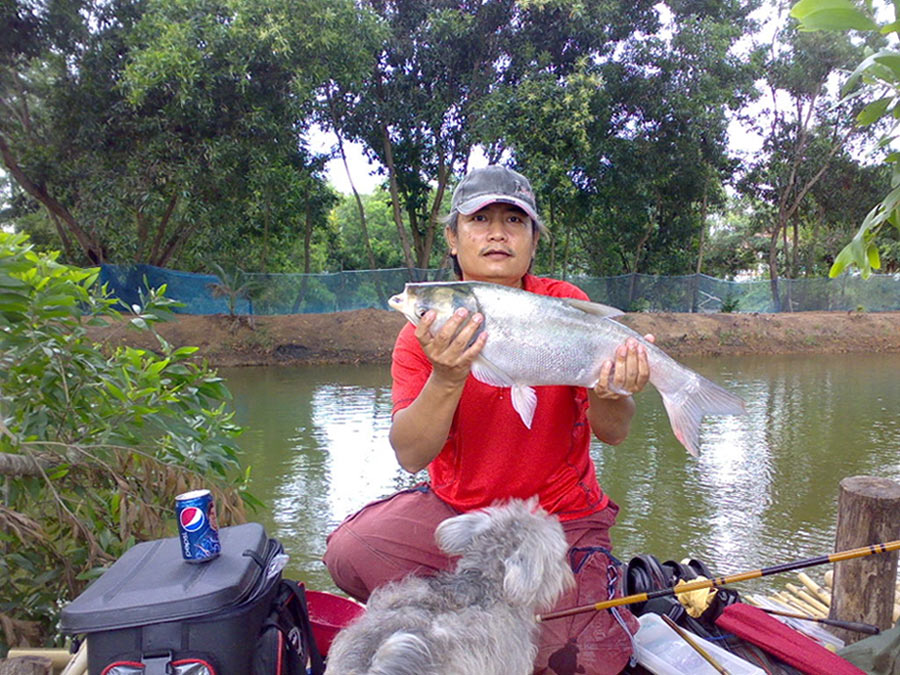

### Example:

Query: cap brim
xmin=456 ymin=195 xmax=538 ymax=223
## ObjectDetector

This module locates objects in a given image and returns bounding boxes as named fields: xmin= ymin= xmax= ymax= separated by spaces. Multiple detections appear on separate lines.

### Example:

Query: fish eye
xmin=416 ymin=307 xmax=427 ymax=317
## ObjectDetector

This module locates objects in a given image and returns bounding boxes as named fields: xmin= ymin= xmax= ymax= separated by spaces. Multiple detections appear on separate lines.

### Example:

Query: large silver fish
xmin=388 ymin=281 xmax=745 ymax=456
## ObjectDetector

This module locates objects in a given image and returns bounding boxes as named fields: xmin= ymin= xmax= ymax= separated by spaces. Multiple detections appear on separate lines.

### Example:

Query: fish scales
xmin=389 ymin=281 xmax=746 ymax=456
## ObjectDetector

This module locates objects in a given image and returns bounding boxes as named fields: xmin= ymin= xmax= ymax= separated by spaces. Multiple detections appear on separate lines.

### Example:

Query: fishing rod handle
xmin=817 ymin=618 xmax=880 ymax=635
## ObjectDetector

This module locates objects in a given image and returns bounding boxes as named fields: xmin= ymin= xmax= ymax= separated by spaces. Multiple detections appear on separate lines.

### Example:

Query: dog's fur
xmin=324 ymin=498 xmax=574 ymax=675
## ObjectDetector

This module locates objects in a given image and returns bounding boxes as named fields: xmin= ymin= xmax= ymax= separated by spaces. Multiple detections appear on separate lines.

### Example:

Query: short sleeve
xmin=390 ymin=322 xmax=432 ymax=416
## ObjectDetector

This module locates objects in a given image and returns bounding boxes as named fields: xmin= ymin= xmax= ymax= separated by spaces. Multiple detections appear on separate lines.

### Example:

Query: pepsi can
xmin=175 ymin=489 xmax=221 ymax=563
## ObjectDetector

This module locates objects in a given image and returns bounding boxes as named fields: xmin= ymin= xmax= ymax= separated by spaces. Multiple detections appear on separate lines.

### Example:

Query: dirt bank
xmin=87 ymin=310 xmax=900 ymax=367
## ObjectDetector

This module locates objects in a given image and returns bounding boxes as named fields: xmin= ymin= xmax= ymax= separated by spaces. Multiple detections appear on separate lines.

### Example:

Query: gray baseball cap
xmin=450 ymin=165 xmax=539 ymax=222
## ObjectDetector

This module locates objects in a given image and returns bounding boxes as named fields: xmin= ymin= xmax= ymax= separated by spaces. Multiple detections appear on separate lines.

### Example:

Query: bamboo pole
xmin=797 ymin=572 xmax=831 ymax=606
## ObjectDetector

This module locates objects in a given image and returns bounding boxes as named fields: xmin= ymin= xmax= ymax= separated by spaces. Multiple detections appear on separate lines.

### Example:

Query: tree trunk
xmin=326 ymin=88 xmax=377 ymax=272
xmin=373 ymin=74 xmax=415 ymax=274
xmin=147 ymin=191 xmax=180 ymax=266
xmin=768 ymin=225 xmax=781 ymax=312
xmin=0 ymin=134 xmax=104 ymax=263
xmin=422 ymin=157 xmax=451 ymax=269
xmin=260 ymin=198 xmax=270 ymax=274
xmin=695 ymin=181 xmax=708 ymax=275
xmin=381 ymin=125 xmax=415 ymax=274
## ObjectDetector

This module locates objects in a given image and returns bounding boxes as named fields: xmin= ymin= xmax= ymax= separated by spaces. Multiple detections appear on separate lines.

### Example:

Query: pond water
xmin=222 ymin=352 xmax=900 ymax=597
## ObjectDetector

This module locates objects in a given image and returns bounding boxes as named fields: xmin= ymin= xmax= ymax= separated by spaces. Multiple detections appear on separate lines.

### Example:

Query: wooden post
xmin=831 ymin=475 xmax=900 ymax=644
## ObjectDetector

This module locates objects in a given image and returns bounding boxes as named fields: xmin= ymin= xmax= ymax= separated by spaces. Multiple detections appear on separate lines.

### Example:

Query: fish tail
xmin=660 ymin=375 xmax=745 ymax=456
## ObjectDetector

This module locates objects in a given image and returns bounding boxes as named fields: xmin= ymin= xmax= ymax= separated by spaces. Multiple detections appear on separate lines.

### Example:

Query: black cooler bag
xmin=60 ymin=522 xmax=282 ymax=675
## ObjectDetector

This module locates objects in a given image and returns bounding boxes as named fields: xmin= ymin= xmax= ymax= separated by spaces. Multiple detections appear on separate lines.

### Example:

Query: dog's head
xmin=435 ymin=498 xmax=575 ymax=611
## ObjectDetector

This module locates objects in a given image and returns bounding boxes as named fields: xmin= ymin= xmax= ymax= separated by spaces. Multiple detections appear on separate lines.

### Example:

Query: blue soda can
xmin=175 ymin=489 xmax=221 ymax=563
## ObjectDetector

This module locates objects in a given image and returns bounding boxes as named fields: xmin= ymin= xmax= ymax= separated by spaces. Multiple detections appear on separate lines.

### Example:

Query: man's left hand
xmin=593 ymin=335 xmax=654 ymax=399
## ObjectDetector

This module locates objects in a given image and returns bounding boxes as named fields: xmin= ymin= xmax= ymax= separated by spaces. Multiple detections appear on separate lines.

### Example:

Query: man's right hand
xmin=415 ymin=308 xmax=487 ymax=386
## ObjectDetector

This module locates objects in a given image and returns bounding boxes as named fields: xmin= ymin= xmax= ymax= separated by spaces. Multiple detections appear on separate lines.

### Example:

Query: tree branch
xmin=0 ymin=133 xmax=104 ymax=263
xmin=0 ymin=452 xmax=58 ymax=478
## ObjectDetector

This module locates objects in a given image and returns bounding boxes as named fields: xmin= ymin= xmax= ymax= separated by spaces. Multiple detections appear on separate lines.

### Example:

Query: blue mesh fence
xmin=99 ymin=265 xmax=900 ymax=314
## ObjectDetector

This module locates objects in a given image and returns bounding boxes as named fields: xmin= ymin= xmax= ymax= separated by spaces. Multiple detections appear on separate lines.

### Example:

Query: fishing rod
xmin=537 ymin=539 xmax=900 ymax=622
xmin=757 ymin=608 xmax=880 ymax=635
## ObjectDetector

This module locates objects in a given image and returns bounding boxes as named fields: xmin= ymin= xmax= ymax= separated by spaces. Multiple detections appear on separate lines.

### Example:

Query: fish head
xmin=389 ymin=282 xmax=481 ymax=335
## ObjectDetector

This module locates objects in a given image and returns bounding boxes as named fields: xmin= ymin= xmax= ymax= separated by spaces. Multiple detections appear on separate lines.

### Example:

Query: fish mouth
xmin=388 ymin=291 xmax=419 ymax=325
xmin=388 ymin=293 xmax=404 ymax=310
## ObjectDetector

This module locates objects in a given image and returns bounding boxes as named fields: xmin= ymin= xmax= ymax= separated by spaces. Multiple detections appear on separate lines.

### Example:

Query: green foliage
xmin=0 ymin=232 xmax=252 ymax=651
xmin=330 ymin=189 xmax=411 ymax=270
xmin=720 ymin=292 xmax=741 ymax=313
xmin=1 ymin=0 xmax=373 ymax=272
xmin=207 ymin=263 xmax=263 ymax=317
xmin=791 ymin=0 xmax=900 ymax=278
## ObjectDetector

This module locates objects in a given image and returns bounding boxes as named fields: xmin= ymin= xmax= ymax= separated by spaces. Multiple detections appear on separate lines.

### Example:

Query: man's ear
xmin=445 ymin=226 xmax=458 ymax=255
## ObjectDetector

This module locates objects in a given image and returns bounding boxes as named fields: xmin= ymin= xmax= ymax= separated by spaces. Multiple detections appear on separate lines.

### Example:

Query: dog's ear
xmin=503 ymin=546 xmax=547 ymax=607
xmin=435 ymin=510 xmax=493 ymax=555
xmin=502 ymin=507 xmax=575 ymax=609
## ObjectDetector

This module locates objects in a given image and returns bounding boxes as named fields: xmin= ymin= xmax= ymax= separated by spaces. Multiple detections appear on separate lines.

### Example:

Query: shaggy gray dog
xmin=324 ymin=498 xmax=574 ymax=675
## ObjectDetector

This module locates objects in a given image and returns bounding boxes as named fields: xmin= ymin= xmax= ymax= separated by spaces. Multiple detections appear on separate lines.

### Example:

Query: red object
xmin=391 ymin=274 xmax=608 ymax=521
xmin=305 ymin=590 xmax=365 ymax=656
xmin=716 ymin=603 xmax=865 ymax=675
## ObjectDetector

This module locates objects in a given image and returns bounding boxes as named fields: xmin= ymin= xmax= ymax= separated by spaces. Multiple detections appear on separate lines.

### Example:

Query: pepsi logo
xmin=180 ymin=506 xmax=205 ymax=532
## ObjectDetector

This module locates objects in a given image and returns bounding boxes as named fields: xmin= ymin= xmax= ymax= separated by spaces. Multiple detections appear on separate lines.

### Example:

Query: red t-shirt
xmin=390 ymin=274 xmax=608 ymax=521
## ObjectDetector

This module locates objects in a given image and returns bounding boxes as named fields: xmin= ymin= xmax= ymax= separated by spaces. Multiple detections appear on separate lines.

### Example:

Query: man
xmin=324 ymin=165 xmax=652 ymax=674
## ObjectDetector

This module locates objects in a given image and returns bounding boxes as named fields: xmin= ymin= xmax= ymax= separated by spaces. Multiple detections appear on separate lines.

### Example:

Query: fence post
xmin=830 ymin=475 xmax=900 ymax=644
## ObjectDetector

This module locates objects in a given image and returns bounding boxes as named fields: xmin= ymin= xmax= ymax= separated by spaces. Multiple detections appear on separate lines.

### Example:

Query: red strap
xmin=715 ymin=603 xmax=865 ymax=675
xmin=171 ymin=659 xmax=216 ymax=674
xmin=101 ymin=662 xmax=144 ymax=675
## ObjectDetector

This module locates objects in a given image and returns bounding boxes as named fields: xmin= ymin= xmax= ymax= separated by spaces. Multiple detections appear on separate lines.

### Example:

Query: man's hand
xmin=592 ymin=335 xmax=655 ymax=399
xmin=415 ymin=308 xmax=486 ymax=386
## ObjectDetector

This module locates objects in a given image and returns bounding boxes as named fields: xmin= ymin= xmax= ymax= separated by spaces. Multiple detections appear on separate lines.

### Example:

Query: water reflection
xmin=222 ymin=352 xmax=900 ymax=596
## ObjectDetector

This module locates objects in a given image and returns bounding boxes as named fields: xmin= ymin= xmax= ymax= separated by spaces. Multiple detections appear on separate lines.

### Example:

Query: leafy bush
xmin=720 ymin=293 xmax=741 ymax=313
xmin=0 ymin=232 xmax=254 ymax=653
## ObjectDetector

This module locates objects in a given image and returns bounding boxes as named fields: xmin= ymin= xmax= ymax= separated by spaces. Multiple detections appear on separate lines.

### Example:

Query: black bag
xmin=61 ymin=523 xmax=283 ymax=675
xmin=252 ymin=579 xmax=325 ymax=675
xmin=625 ymin=553 xmax=740 ymax=640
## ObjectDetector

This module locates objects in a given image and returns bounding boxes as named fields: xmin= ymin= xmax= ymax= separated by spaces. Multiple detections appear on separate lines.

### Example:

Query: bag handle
xmin=283 ymin=580 xmax=325 ymax=675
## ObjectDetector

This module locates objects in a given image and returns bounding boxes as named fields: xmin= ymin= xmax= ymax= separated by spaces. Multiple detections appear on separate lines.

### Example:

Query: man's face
xmin=446 ymin=203 xmax=539 ymax=288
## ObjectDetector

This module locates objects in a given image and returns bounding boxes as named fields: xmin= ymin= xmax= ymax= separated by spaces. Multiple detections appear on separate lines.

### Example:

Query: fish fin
xmin=511 ymin=385 xmax=537 ymax=429
xmin=470 ymin=357 xmax=536 ymax=429
xmin=563 ymin=297 xmax=625 ymax=319
xmin=470 ymin=355 xmax=516 ymax=389
xmin=660 ymin=375 xmax=746 ymax=456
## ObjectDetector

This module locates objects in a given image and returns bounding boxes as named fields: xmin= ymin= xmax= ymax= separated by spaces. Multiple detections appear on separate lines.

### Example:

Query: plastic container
xmin=306 ymin=590 xmax=366 ymax=656
xmin=60 ymin=522 xmax=279 ymax=675
xmin=634 ymin=613 xmax=765 ymax=675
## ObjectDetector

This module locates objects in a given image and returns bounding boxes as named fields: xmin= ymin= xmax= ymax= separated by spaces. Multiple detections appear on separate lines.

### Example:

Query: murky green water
xmin=222 ymin=352 xmax=900 ymax=597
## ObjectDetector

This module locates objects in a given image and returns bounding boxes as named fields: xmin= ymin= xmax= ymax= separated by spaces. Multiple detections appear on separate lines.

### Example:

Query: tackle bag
xmin=625 ymin=553 xmax=740 ymax=640
xmin=252 ymin=578 xmax=325 ymax=675
xmin=61 ymin=523 xmax=285 ymax=675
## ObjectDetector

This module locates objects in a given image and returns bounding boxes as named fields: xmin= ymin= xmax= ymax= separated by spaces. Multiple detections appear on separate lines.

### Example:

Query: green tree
xmin=0 ymin=232 xmax=253 ymax=650
xmin=737 ymin=8 xmax=880 ymax=308
xmin=0 ymin=0 xmax=373 ymax=271
xmin=790 ymin=0 xmax=900 ymax=278
xmin=331 ymin=189 xmax=408 ymax=270
xmin=330 ymin=0 xmax=666 ymax=273
xmin=480 ymin=0 xmax=757 ymax=291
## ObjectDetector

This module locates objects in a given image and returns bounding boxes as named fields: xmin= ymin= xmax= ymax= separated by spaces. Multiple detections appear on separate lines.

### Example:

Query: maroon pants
xmin=323 ymin=485 xmax=637 ymax=675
